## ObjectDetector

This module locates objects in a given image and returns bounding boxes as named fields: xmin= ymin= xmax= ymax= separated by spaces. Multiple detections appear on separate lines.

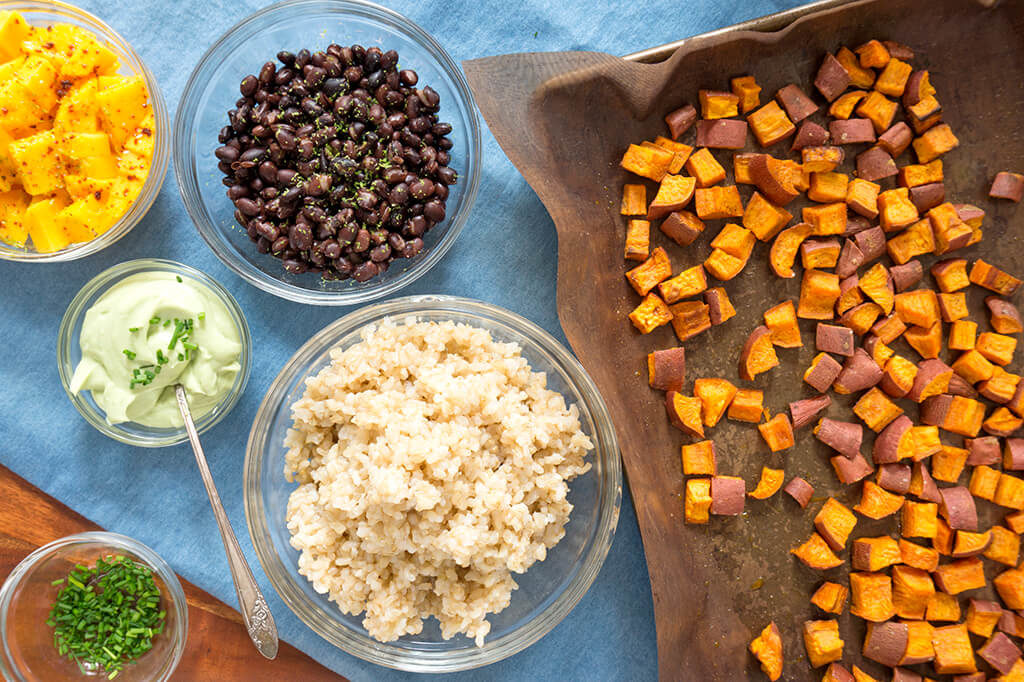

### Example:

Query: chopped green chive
xmin=121 ymin=349 xmax=136 ymax=360
xmin=175 ymin=275 xmax=182 ymax=282
xmin=197 ymin=312 xmax=205 ymax=321
xmin=128 ymin=327 xmax=139 ymax=333
xmin=148 ymin=317 xmax=160 ymax=325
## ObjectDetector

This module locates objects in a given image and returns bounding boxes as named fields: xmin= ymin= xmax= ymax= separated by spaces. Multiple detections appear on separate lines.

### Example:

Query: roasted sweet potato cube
xmin=659 ymin=210 xmax=705 ymax=246
xmin=733 ymin=152 xmax=757 ymax=184
xmin=804 ymin=352 xmax=843 ymax=393
xmin=792 ymin=395 xmax=833 ymax=428
xmin=978 ymin=332 xmax=1017 ymax=366
xmin=980 ymin=368 xmax=1020 ymax=405
xmin=769 ymin=222 xmax=813 ymax=278
xmin=875 ymin=57 xmax=913 ymax=96
xmin=978 ymin=632 xmax=1022 ymax=675
xmin=852 ymin=535 xmax=902 ymax=572
xmin=798 ymin=269 xmax=841 ymax=319
xmin=731 ymin=75 xmax=761 ymax=114
xmin=658 ymin=264 xmax=708 ymax=304
xmin=650 ymin=136 xmax=694 ymax=173
xmin=984 ymin=407 xmax=1023 ymax=437
xmin=907 ymin=95 xmax=943 ymax=134
xmin=934 ymin=557 xmax=985 ymax=595
xmin=908 ymin=425 xmax=942 ymax=461
xmin=886 ymin=218 xmax=935 ymax=265
xmin=833 ymin=348 xmax=884 ymax=395
xmin=693 ymin=377 xmax=737 ymax=427
xmin=902 ymin=501 xmax=938 ymax=539
xmin=895 ymin=289 xmax=939 ymax=329
xmin=899 ymin=621 xmax=935 ymax=667
xmin=881 ymin=355 xmax=917 ymax=398
xmin=967 ymin=599 xmax=1005 ymax=638
xmin=864 ymin=334 xmax=895 ymax=366
xmin=857 ymin=263 xmax=893 ymax=315
xmin=971 ymin=259 xmax=1023 ymax=296
xmin=843 ymin=178 xmax=880 ymax=220
xmin=684 ymin=477 xmax=711 ymax=524
xmin=863 ymin=621 xmax=909 ymax=668
xmin=877 ymin=188 xmax=919 ymax=232
xmin=811 ymin=581 xmax=849 ymax=615
xmin=748 ymin=100 xmax=795 ymax=147
xmin=629 ymin=293 xmax=673 ymax=334
xmin=754 ymin=424 xmax=795 ymax=463
xmin=647 ymin=347 xmax=686 ymax=391
xmin=985 ymin=526 xmax=1021 ymax=567
xmin=952 ymin=530 xmax=992 ymax=560
xmin=728 ymin=388 xmax=763 ymax=423
xmin=749 ymin=621 xmax=783 ymax=681
xmin=668 ymin=300 xmax=712 ymax=342
xmin=856 ymin=91 xmax=898 ymax=133
xmin=750 ymin=153 xmax=800 ymax=205
xmin=710 ymin=223 xmax=755 ymax=261
xmin=1010 ymin=382 xmax=1024 ymax=418
xmin=953 ymin=349 xmax=996 ymax=384
xmin=665 ymin=391 xmax=703 ymax=437
xmin=933 ymin=515 xmax=955 ymax=556
xmin=685 ymin=148 xmax=725 ymax=188
xmin=802 ymin=145 xmax=844 ymax=174
xmin=996 ymin=567 xmax=1024 ymax=609
xmin=621 ymin=184 xmax=646 ymax=216
xmin=695 ymin=119 xmax=748 ymax=149
xmin=1006 ymin=510 xmax=1024 ymax=533
xmin=903 ymin=69 xmax=935 ymax=107
xmin=895 ymin=260 xmax=929 ymax=292
xmin=857 ymin=146 xmax=898 ymax=182
xmin=878 ymin=121 xmax=914 ymax=158
xmin=763 ymin=300 xmax=802 ymax=348
xmin=949 ymin=321 xmax=977 ymax=351
xmin=837 ymin=46 xmax=876 ymax=87
xmin=803 ymin=619 xmax=844 ymax=668
xmin=694 ymin=185 xmax=743 ymax=220
xmin=748 ymin=466 xmax=784 ymax=499
xmin=932 ymin=445 xmax=968 ymax=483
xmin=817 ymin=322 xmax=855 ymax=356
xmin=871 ymin=313 xmax=907 ymax=344
xmin=739 ymin=325 xmax=780 ymax=380
xmin=855 ymin=480 xmax=905 ymax=519
xmin=698 ymin=89 xmax=739 ymax=120
xmin=808 ymin=172 xmax=849 ymax=204
xmin=831 ymin=452 xmax=874 ymax=484
xmin=905 ymin=322 xmax=942 ymax=360
xmin=930 ymin=258 xmax=968 ymax=292
xmin=665 ymin=104 xmax=697 ymax=140
xmin=703 ymin=287 xmax=736 ymax=325
xmin=914 ymin=123 xmax=959 ymax=164
xmin=856 ymin=39 xmax=890 ymax=68
xmin=814 ymin=52 xmax=851 ymax=102
xmin=837 ymin=275 xmax=866 ymax=316
xmin=814 ymin=498 xmax=858 ymax=551
xmin=899 ymin=539 xmax=939 ymax=572
xmin=987 ymin=297 xmax=1024 ymax=334
xmin=626 ymin=247 xmax=672 ymax=295
xmin=999 ymin=609 xmax=1024 ymax=638
xmin=624 ymin=219 xmax=650 ymax=262
xmin=646 ymin=174 xmax=696 ymax=220
xmin=854 ymin=388 xmax=904 ymax=431
xmin=970 ymin=465 xmax=1001 ymax=501
xmin=743 ymin=191 xmax=793 ymax=241
xmin=990 ymin=171 xmax=1024 ymax=203
xmin=785 ymin=477 xmax=814 ymax=508
xmin=892 ymin=565 xmax=935 ymax=619
xmin=931 ymin=623 xmax=977 ymax=675
xmin=926 ymin=591 xmax=961 ymax=621
xmin=621 ymin=143 xmax=674 ymax=181
xmin=829 ymin=91 xmax=868 ymax=121
xmin=937 ymin=292 xmax=967 ymax=322
xmin=681 ymin=440 xmax=716 ymax=476
xmin=899 ymin=160 xmax=944 ymax=189
xmin=850 ymin=572 xmax=897 ymax=622
xmin=793 ymin=532 xmax=844 ymax=570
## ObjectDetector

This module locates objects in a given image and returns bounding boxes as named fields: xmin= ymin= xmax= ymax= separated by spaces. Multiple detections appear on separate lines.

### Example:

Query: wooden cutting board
xmin=0 ymin=465 xmax=345 ymax=681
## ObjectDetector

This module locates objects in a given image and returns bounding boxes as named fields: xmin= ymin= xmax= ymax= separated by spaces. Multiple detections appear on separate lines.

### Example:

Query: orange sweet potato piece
xmin=624 ymin=219 xmax=650 ymax=261
xmin=769 ymin=222 xmax=813 ymax=278
xmin=854 ymin=387 xmax=904 ymax=432
xmin=977 ymin=332 xmax=1018 ymax=366
xmin=881 ymin=355 xmax=917 ymax=398
xmin=914 ymin=123 xmax=959 ymax=164
xmin=986 ymin=526 xmax=1021 ymax=566
xmin=937 ymin=292 xmax=968 ymax=322
xmin=902 ymin=501 xmax=939 ymax=539
xmin=894 ymin=288 xmax=939 ymax=328
xmin=749 ymin=466 xmax=785 ymax=500
xmin=763 ymin=300 xmax=802 ymax=348
xmin=837 ymin=46 xmax=876 ymax=88
xmin=621 ymin=184 xmax=646 ymax=216
xmin=933 ymin=557 xmax=986 ymax=595
xmin=694 ymin=185 xmax=744 ymax=220
xmin=953 ymin=529 xmax=992 ymax=558
xmin=647 ymin=347 xmax=686 ymax=391
xmin=926 ymin=591 xmax=961 ymax=621
xmin=704 ymin=287 xmax=736 ymax=326
xmin=856 ymin=90 xmax=898 ymax=134
xmin=855 ymin=480 xmax=905 ymax=519
xmin=967 ymin=599 xmax=1004 ymax=638
xmin=872 ymin=313 xmax=908 ymax=345
xmin=798 ymin=269 xmax=841 ymax=320
xmin=749 ymin=621 xmax=783 ymax=681
xmin=838 ymin=277 xmax=866 ymax=317
xmin=931 ymin=258 xmax=969 ymax=292
xmin=840 ymin=302 xmax=882 ymax=336
xmin=802 ymin=146 xmax=845 ymax=174
xmin=846 ymin=177 xmax=880 ymax=218
xmin=909 ymin=425 xmax=942 ymax=461
xmin=693 ymin=377 xmax=737 ymax=427
xmin=681 ymin=440 xmax=716 ymax=476
xmin=886 ymin=218 xmax=935 ymax=265
xmin=758 ymin=413 xmax=795 ymax=452
xmin=739 ymin=325 xmax=780 ymax=381
xmin=699 ymin=89 xmax=739 ymax=119
xmin=710 ymin=223 xmax=755 ymax=261
xmin=626 ymin=247 xmax=672 ymax=295
xmin=970 ymin=464 xmax=1001 ymax=501
xmin=815 ymin=498 xmax=858 ymax=551
xmin=731 ymin=75 xmax=762 ymax=114
xmin=743 ymin=191 xmax=793 ymax=241
xmin=878 ymin=187 xmax=919 ymax=232
xmin=949 ymin=320 xmax=977 ymax=351
xmin=852 ymin=535 xmax=902 ymax=572
xmin=748 ymin=100 xmax=796 ymax=147
xmin=650 ymin=136 xmax=693 ymax=174
xmin=684 ymin=477 xmax=712 ymax=524
xmin=953 ymin=349 xmax=996 ymax=384
xmin=899 ymin=159 xmax=944 ymax=188
xmin=850 ymin=572 xmax=897 ymax=622
xmin=859 ymin=263 xmax=895 ymax=314
xmin=733 ymin=153 xmax=757 ymax=184
xmin=984 ymin=407 xmax=1024 ymax=437
xmin=981 ymin=368 xmax=1020 ymax=405
xmin=899 ymin=538 xmax=939 ymax=572
xmin=803 ymin=202 xmax=847 ymax=236
xmin=900 ymin=620 xmax=935 ymax=666
xmin=856 ymin=39 xmax=890 ymax=68
xmin=792 ymin=533 xmax=844 ymax=570
xmin=829 ymin=90 xmax=867 ymax=119
xmin=665 ymin=391 xmax=703 ymax=437
xmin=875 ymin=58 xmax=913 ymax=97
xmin=905 ymin=322 xmax=942 ymax=360
xmin=685 ymin=148 xmax=726 ymax=188
xmin=931 ymin=623 xmax=977 ymax=675
xmin=811 ymin=582 xmax=849 ymax=615
xmin=658 ymin=264 xmax=708 ymax=304
xmin=862 ymin=621 xmax=908 ymax=667
xmin=803 ymin=619 xmax=844 ymax=668
xmin=647 ymin=174 xmax=697 ymax=220
xmin=893 ymin=565 xmax=936 ymax=619
xmin=668 ymin=301 xmax=712 ymax=342
xmin=996 ymin=567 xmax=1024 ymax=609
xmin=750 ymin=154 xmax=800 ymax=206
xmin=728 ymin=389 xmax=763 ymax=423
xmin=629 ymin=293 xmax=673 ymax=334
xmin=928 ymin=202 xmax=972 ymax=255
xmin=932 ymin=445 xmax=968 ymax=483
xmin=620 ymin=143 xmax=674 ymax=181
xmin=987 ymin=296 xmax=1024 ymax=334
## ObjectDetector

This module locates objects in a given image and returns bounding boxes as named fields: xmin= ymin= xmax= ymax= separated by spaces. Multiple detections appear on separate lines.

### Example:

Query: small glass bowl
xmin=0 ymin=0 xmax=170 ymax=263
xmin=244 ymin=295 xmax=622 ymax=672
xmin=0 ymin=532 xmax=188 ymax=681
xmin=57 ymin=258 xmax=251 ymax=447
xmin=174 ymin=0 xmax=482 ymax=305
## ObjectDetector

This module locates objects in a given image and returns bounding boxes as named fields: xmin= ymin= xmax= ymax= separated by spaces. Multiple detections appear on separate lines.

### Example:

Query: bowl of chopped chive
xmin=0 ymin=531 xmax=187 ymax=681
xmin=57 ymin=258 xmax=251 ymax=448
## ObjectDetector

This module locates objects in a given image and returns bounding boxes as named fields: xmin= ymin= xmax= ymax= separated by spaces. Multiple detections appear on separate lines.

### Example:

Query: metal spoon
xmin=174 ymin=384 xmax=279 ymax=660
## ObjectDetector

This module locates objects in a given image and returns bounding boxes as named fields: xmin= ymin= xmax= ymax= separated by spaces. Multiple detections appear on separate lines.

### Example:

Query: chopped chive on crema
xmin=121 ymin=349 xmax=136 ymax=360
xmin=127 ymin=316 xmax=201 ymax=388
xmin=46 ymin=555 xmax=166 ymax=680
xmin=148 ymin=317 xmax=160 ymax=326
xmin=175 ymin=275 xmax=182 ymax=282
xmin=128 ymin=327 xmax=139 ymax=333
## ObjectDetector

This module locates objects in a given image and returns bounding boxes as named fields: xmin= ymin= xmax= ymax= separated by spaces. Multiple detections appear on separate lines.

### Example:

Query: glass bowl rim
xmin=172 ymin=0 xmax=482 ymax=305
xmin=0 ymin=530 xmax=189 ymax=682
xmin=243 ymin=294 xmax=622 ymax=672
xmin=56 ymin=257 xmax=252 ymax=447
xmin=0 ymin=0 xmax=170 ymax=263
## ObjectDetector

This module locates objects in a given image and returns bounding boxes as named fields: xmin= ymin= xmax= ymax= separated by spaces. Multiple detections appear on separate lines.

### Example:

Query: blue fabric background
xmin=0 ymin=0 xmax=806 ymax=679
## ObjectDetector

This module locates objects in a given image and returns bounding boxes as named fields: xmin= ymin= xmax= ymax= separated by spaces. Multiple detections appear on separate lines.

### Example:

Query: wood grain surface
xmin=0 ymin=465 xmax=344 ymax=681
xmin=464 ymin=0 xmax=1024 ymax=679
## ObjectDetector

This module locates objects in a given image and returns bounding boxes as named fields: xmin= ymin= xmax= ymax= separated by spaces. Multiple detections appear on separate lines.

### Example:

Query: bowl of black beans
xmin=173 ymin=0 xmax=481 ymax=304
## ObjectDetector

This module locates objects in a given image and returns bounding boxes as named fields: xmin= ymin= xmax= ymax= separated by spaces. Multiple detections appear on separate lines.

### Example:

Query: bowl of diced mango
xmin=0 ymin=1 xmax=169 ymax=261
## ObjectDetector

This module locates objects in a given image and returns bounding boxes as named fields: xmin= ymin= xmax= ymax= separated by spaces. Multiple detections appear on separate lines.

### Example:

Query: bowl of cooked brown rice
xmin=243 ymin=295 xmax=621 ymax=672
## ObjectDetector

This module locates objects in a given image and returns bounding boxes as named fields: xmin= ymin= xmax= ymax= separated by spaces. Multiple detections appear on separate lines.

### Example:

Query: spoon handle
xmin=175 ymin=385 xmax=279 ymax=660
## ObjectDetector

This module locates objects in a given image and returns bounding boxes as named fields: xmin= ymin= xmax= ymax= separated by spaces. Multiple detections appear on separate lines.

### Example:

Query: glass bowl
xmin=244 ymin=295 xmax=621 ymax=672
xmin=57 ymin=258 xmax=252 ymax=448
xmin=0 ymin=0 xmax=170 ymax=262
xmin=173 ymin=0 xmax=482 ymax=305
xmin=0 ymin=532 xmax=188 ymax=681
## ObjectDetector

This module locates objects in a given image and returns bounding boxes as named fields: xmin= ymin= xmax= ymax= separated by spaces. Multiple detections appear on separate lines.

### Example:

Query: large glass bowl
xmin=0 ymin=0 xmax=170 ymax=262
xmin=244 ymin=296 xmax=621 ymax=672
xmin=0 ymin=532 xmax=188 ymax=681
xmin=57 ymin=258 xmax=252 ymax=448
xmin=173 ymin=0 xmax=482 ymax=305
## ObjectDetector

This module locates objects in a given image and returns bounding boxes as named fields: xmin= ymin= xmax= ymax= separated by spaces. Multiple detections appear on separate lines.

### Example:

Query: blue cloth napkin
xmin=0 ymin=0 xmax=806 ymax=679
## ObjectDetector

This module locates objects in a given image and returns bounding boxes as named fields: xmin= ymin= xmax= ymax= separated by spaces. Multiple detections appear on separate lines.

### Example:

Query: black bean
xmin=381 ymin=49 xmax=398 ymax=70
xmin=289 ymin=223 xmax=313 ymax=251
xmin=418 ymin=86 xmax=440 ymax=108
xmin=258 ymin=161 xmax=278 ymax=184
xmin=282 ymin=259 xmax=307 ymax=274
xmin=423 ymin=200 xmax=445 ymax=222
xmin=399 ymin=69 xmax=418 ymax=86
xmin=387 ymin=233 xmax=405 ymax=252
xmin=352 ymin=229 xmax=370 ymax=253
xmin=215 ymin=145 xmax=239 ymax=162
xmin=344 ymin=65 xmax=363 ymax=84
xmin=351 ymin=260 xmax=378 ymax=282
xmin=277 ymin=168 xmax=297 ymax=185
xmin=256 ymin=236 xmax=271 ymax=253
xmin=304 ymin=66 xmax=325 ymax=88
xmin=255 ymin=221 xmax=279 ymax=241
xmin=322 ymin=77 xmax=345 ymax=97
xmin=409 ymin=178 xmax=434 ymax=200
xmin=296 ymin=48 xmax=311 ymax=68
xmin=235 ymin=198 xmax=260 ymax=216
xmin=370 ymin=243 xmax=391 ymax=262
xmin=240 ymin=75 xmax=259 ymax=96
xmin=271 ymin=236 xmax=289 ymax=253
xmin=274 ymin=67 xmax=293 ymax=86
xmin=226 ymin=185 xmax=249 ymax=201
xmin=322 ymin=239 xmax=341 ymax=259
xmin=409 ymin=116 xmax=430 ymax=134
xmin=432 ymin=122 xmax=452 ymax=136
xmin=436 ymin=166 xmax=458 ymax=185
xmin=402 ymin=238 xmax=423 ymax=259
